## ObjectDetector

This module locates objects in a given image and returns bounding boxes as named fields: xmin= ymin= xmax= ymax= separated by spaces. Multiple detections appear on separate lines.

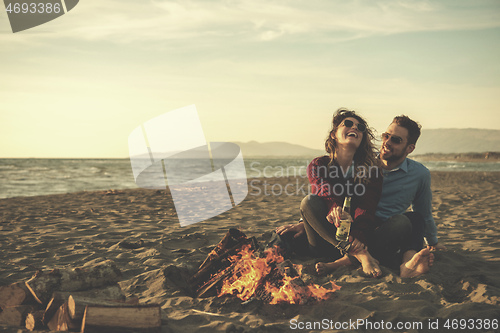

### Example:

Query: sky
xmin=1 ymin=0 xmax=499 ymax=158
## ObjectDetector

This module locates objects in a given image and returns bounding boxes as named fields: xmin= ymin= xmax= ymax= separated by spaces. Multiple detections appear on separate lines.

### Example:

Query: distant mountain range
xmin=413 ymin=129 xmax=500 ymax=155
xmin=233 ymin=129 xmax=500 ymax=157
xmin=233 ymin=141 xmax=323 ymax=157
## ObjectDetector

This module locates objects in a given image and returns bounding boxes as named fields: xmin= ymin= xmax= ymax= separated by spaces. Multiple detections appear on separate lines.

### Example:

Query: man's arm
xmin=350 ymin=175 xmax=383 ymax=244
xmin=411 ymin=168 xmax=439 ymax=246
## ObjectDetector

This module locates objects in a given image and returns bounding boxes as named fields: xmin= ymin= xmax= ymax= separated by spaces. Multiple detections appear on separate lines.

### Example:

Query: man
xmin=373 ymin=115 xmax=445 ymax=277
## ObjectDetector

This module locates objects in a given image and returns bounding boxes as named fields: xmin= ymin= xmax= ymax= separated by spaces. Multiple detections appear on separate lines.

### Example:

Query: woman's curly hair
xmin=324 ymin=108 xmax=380 ymax=182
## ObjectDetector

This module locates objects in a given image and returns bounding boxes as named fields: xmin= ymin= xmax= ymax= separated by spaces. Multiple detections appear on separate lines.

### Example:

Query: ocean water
xmin=1 ymin=158 xmax=499 ymax=199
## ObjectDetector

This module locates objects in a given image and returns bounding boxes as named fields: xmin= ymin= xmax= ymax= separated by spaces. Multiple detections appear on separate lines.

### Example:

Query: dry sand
xmin=1 ymin=172 xmax=499 ymax=332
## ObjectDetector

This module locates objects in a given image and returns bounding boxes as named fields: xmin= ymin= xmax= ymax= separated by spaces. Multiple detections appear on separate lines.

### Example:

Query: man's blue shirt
xmin=375 ymin=158 xmax=438 ymax=245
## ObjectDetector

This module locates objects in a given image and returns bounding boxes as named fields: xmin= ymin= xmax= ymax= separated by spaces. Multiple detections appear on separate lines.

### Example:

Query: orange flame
xmin=218 ymin=245 xmax=340 ymax=304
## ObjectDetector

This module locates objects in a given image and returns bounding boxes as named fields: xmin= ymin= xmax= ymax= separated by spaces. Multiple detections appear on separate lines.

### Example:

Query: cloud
xmin=1 ymin=0 xmax=499 ymax=45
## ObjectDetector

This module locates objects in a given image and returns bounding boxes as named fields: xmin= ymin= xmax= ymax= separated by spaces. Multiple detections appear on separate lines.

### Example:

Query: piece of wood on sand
xmin=25 ymin=310 xmax=44 ymax=331
xmin=0 ymin=282 xmax=36 ymax=309
xmin=25 ymin=260 xmax=122 ymax=305
xmin=0 ymin=305 xmax=35 ymax=327
xmin=48 ymin=284 xmax=125 ymax=305
xmin=81 ymin=305 xmax=161 ymax=333
xmin=42 ymin=292 xmax=67 ymax=326
xmin=68 ymin=295 xmax=139 ymax=321
xmin=47 ymin=302 xmax=79 ymax=332
xmin=42 ymin=285 xmax=125 ymax=325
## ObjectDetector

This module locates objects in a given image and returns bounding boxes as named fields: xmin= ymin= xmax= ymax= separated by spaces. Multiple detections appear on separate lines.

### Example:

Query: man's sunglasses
xmin=381 ymin=132 xmax=404 ymax=144
xmin=342 ymin=119 xmax=366 ymax=132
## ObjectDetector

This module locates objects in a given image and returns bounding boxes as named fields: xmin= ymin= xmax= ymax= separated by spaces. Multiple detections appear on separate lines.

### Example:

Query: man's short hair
xmin=392 ymin=115 xmax=421 ymax=145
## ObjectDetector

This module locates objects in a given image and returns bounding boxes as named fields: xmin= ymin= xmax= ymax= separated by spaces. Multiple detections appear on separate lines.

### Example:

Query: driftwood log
xmin=25 ymin=310 xmax=44 ymax=331
xmin=25 ymin=260 xmax=121 ymax=305
xmin=43 ymin=295 xmax=66 ymax=326
xmin=68 ymin=295 xmax=139 ymax=321
xmin=81 ymin=305 xmax=161 ymax=333
xmin=0 ymin=282 xmax=35 ymax=309
xmin=49 ymin=284 xmax=124 ymax=304
xmin=0 ymin=305 xmax=35 ymax=327
xmin=47 ymin=302 xmax=79 ymax=331
xmin=42 ymin=285 xmax=127 ymax=327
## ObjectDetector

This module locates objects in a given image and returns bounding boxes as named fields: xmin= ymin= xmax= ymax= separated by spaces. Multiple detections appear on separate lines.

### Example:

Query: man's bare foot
xmin=316 ymin=255 xmax=352 ymax=275
xmin=400 ymin=248 xmax=434 ymax=278
xmin=353 ymin=250 xmax=382 ymax=278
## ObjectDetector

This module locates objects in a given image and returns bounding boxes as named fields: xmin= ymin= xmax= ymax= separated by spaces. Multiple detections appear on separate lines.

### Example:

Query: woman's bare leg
xmin=316 ymin=255 xmax=352 ymax=275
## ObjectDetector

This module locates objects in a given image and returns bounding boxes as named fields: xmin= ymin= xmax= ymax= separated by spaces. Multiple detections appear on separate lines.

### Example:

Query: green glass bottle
xmin=335 ymin=197 xmax=352 ymax=242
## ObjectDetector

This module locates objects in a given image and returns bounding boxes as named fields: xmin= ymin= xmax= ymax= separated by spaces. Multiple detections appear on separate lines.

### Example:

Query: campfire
xmin=189 ymin=229 xmax=340 ymax=305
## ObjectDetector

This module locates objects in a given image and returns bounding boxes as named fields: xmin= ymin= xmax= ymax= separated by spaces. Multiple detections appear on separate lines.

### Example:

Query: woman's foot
xmin=353 ymin=250 xmax=382 ymax=278
xmin=316 ymin=255 xmax=352 ymax=275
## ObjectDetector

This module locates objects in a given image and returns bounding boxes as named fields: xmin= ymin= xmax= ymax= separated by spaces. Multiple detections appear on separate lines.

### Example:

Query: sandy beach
xmin=1 ymin=171 xmax=499 ymax=332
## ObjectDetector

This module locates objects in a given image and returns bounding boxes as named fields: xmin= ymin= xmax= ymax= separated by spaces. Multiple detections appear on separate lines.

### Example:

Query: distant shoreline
xmin=1 ymin=153 xmax=500 ymax=162
xmin=413 ymin=152 xmax=500 ymax=162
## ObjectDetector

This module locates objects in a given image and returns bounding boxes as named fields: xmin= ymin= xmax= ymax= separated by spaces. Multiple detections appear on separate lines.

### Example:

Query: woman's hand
xmin=326 ymin=206 xmax=342 ymax=227
xmin=275 ymin=221 xmax=305 ymax=239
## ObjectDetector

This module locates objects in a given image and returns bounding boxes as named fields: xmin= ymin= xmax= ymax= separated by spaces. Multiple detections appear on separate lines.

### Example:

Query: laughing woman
xmin=276 ymin=108 xmax=383 ymax=277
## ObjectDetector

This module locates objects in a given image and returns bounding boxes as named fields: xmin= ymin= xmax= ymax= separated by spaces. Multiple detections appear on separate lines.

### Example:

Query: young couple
xmin=276 ymin=109 xmax=446 ymax=278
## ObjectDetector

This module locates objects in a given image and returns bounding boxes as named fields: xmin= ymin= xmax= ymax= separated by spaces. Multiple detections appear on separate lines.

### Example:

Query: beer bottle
xmin=335 ymin=197 xmax=352 ymax=242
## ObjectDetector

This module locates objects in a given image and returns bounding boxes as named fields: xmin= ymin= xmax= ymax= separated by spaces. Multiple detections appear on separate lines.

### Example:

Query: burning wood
xmin=190 ymin=229 xmax=341 ymax=304
xmin=188 ymin=228 xmax=258 ymax=298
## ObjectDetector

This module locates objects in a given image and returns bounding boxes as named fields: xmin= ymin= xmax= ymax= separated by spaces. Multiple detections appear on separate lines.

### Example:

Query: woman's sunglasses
xmin=381 ymin=132 xmax=404 ymax=144
xmin=342 ymin=119 xmax=366 ymax=132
